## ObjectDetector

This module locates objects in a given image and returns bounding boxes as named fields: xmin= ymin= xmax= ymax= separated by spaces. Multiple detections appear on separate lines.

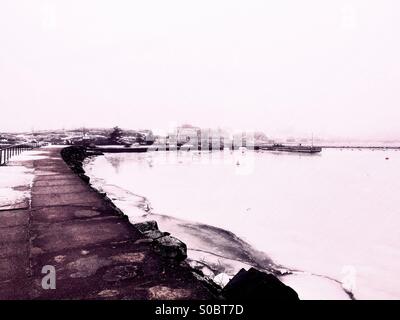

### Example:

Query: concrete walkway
xmin=0 ymin=147 xmax=213 ymax=299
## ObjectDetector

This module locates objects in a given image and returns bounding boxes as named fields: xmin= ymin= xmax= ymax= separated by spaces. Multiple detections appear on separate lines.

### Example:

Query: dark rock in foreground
xmin=133 ymin=220 xmax=159 ymax=233
xmin=222 ymin=268 xmax=299 ymax=300
xmin=134 ymin=221 xmax=187 ymax=261
xmin=152 ymin=235 xmax=188 ymax=262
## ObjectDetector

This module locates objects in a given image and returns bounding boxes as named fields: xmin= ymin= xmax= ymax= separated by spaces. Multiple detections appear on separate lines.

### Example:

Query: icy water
xmin=84 ymin=149 xmax=400 ymax=300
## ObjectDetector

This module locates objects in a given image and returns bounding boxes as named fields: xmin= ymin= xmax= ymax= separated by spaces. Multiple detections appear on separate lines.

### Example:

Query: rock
xmin=152 ymin=235 xmax=187 ymax=261
xmin=222 ymin=268 xmax=299 ymax=300
xmin=134 ymin=221 xmax=187 ymax=261
xmin=133 ymin=220 xmax=159 ymax=233
xmin=61 ymin=146 xmax=89 ymax=174
xmin=144 ymin=229 xmax=167 ymax=240
xmin=73 ymin=165 xmax=85 ymax=174
xmin=78 ymin=174 xmax=90 ymax=183
xmin=133 ymin=221 xmax=171 ymax=240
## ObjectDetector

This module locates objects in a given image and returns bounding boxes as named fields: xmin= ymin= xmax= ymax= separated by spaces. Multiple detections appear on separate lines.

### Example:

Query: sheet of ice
xmin=85 ymin=169 xmax=279 ymax=286
xmin=84 ymin=149 xmax=400 ymax=299
xmin=281 ymin=273 xmax=350 ymax=300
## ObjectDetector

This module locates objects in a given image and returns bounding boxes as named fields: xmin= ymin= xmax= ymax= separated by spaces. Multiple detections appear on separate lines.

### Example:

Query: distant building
xmin=137 ymin=130 xmax=155 ymax=145
xmin=169 ymin=125 xmax=201 ymax=146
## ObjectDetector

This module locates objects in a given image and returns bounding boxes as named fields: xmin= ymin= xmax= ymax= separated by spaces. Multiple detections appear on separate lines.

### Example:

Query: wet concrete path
xmin=0 ymin=147 xmax=213 ymax=299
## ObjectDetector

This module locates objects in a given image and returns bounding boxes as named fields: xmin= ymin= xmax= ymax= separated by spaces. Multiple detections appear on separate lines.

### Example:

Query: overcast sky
xmin=1 ymin=0 xmax=399 ymax=139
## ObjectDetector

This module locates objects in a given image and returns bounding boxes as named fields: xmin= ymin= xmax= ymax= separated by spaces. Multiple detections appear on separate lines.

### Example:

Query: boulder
xmin=144 ymin=230 xmax=169 ymax=240
xmin=222 ymin=268 xmax=299 ymax=300
xmin=152 ymin=235 xmax=187 ymax=262
xmin=133 ymin=220 xmax=159 ymax=234
xmin=78 ymin=174 xmax=90 ymax=183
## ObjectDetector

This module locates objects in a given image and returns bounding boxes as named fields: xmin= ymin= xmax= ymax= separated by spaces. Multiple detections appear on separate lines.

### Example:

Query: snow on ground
xmin=0 ymin=150 xmax=47 ymax=210
xmin=8 ymin=150 xmax=50 ymax=161
xmin=0 ymin=166 xmax=33 ymax=210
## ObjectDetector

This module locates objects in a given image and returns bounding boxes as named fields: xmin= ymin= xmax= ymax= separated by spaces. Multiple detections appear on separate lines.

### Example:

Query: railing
xmin=0 ymin=143 xmax=40 ymax=166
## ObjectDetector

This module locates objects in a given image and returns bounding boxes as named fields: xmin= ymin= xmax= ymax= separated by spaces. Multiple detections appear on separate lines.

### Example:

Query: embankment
xmin=62 ymin=145 xmax=300 ymax=300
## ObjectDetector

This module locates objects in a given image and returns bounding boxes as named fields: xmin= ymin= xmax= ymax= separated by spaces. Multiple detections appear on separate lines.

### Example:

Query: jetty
xmin=0 ymin=146 xmax=214 ymax=299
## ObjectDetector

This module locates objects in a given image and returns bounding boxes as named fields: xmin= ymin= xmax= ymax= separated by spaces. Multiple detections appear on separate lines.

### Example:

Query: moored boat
xmin=261 ymin=144 xmax=322 ymax=154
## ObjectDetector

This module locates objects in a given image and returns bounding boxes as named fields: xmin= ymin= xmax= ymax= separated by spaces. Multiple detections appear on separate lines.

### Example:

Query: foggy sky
xmin=1 ymin=0 xmax=399 ymax=139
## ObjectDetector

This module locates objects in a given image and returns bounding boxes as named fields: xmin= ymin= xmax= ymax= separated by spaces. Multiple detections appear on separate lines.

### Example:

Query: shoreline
xmin=81 ymin=148 xmax=356 ymax=300
xmin=62 ymin=146 xmax=303 ymax=300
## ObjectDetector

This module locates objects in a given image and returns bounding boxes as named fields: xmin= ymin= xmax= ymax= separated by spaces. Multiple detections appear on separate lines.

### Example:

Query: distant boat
xmin=261 ymin=144 xmax=322 ymax=154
